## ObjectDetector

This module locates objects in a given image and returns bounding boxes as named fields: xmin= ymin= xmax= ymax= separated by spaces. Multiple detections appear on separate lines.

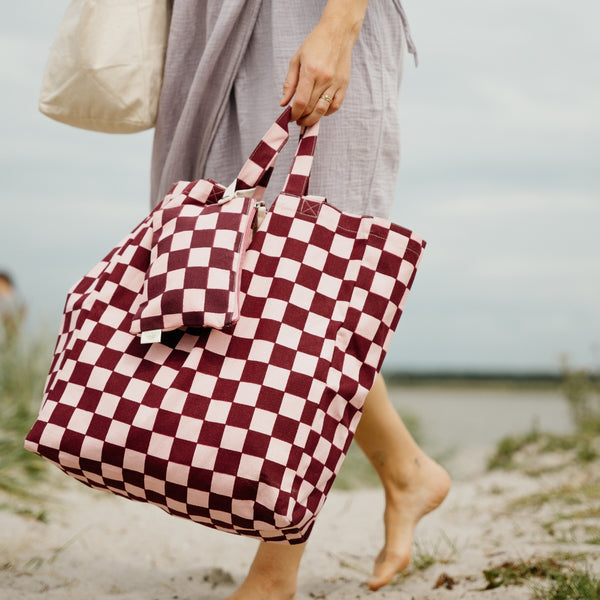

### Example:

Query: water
xmin=387 ymin=384 xmax=573 ymax=458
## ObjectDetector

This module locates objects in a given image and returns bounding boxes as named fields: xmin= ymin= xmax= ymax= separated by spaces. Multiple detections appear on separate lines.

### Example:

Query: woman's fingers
xmin=316 ymin=92 xmax=334 ymax=114
xmin=298 ymin=80 xmax=349 ymax=127
xmin=280 ymin=55 xmax=300 ymax=108
xmin=291 ymin=69 xmax=347 ymax=126
xmin=298 ymin=90 xmax=336 ymax=127
xmin=289 ymin=61 xmax=319 ymax=122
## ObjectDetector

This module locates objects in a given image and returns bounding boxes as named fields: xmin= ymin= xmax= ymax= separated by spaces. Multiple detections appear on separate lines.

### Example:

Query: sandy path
xmin=2 ymin=441 xmax=598 ymax=600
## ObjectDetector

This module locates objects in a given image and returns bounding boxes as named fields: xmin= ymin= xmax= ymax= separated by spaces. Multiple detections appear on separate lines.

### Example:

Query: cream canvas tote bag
xmin=39 ymin=0 xmax=170 ymax=133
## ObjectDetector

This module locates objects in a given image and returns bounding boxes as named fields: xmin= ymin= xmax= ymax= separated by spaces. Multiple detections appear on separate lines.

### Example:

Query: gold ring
xmin=319 ymin=93 xmax=333 ymax=104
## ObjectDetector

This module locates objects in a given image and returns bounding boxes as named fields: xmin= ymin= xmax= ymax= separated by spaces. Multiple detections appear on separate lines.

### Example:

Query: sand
xmin=2 ymin=387 xmax=599 ymax=599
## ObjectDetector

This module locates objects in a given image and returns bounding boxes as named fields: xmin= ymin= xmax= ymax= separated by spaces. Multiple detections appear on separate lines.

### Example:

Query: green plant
xmin=560 ymin=361 xmax=600 ymax=435
xmin=533 ymin=566 xmax=600 ymax=600
xmin=510 ymin=482 xmax=600 ymax=512
xmin=483 ymin=558 xmax=562 ymax=590
xmin=487 ymin=430 xmax=599 ymax=473
xmin=488 ymin=361 xmax=600 ymax=473
xmin=0 ymin=313 xmax=51 ymax=497
xmin=583 ymin=526 xmax=600 ymax=546
xmin=487 ymin=429 xmax=540 ymax=470
xmin=576 ymin=439 xmax=598 ymax=463
xmin=412 ymin=534 xmax=457 ymax=571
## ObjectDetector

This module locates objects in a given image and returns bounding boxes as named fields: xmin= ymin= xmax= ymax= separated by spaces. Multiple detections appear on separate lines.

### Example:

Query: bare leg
xmin=224 ymin=541 xmax=306 ymax=600
xmin=354 ymin=373 xmax=451 ymax=591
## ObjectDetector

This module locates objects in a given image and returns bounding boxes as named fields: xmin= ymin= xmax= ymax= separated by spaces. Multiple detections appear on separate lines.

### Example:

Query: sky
xmin=1 ymin=0 xmax=599 ymax=373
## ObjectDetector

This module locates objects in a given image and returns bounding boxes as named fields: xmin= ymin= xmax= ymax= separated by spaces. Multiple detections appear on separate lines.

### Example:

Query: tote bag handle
xmin=234 ymin=108 xmax=291 ymax=200
xmin=234 ymin=108 xmax=321 ymax=202
xmin=281 ymin=119 xmax=319 ymax=198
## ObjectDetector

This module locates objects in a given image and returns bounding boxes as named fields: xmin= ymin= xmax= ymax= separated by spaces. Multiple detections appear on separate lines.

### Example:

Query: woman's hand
xmin=280 ymin=0 xmax=369 ymax=126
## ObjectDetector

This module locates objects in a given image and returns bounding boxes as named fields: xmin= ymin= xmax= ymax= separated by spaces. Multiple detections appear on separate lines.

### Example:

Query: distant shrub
xmin=560 ymin=360 xmax=600 ymax=435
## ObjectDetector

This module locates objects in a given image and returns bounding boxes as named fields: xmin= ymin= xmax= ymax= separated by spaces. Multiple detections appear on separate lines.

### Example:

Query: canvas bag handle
xmin=234 ymin=108 xmax=291 ymax=202
xmin=234 ymin=108 xmax=321 ymax=202
xmin=281 ymin=119 xmax=319 ymax=198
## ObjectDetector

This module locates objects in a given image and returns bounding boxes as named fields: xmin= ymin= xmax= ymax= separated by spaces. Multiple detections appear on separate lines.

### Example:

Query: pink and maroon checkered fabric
xmin=25 ymin=109 xmax=426 ymax=543
xmin=130 ymin=193 xmax=257 ymax=333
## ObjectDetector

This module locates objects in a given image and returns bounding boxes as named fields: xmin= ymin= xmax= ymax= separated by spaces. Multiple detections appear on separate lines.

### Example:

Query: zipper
xmin=231 ymin=200 xmax=263 ymax=323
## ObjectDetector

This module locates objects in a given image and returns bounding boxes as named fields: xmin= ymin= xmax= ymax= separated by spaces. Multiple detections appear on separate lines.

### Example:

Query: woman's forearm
xmin=318 ymin=0 xmax=370 ymax=45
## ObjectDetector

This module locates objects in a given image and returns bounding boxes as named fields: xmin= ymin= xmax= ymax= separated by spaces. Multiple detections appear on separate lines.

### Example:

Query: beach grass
xmin=487 ymin=430 xmax=600 ymax=475
xmin=487 ymin=365 xmax=600 ymax=473
xmin=510 ymin=480 xmax=600 ymax=512
xmin=533 ymin=564 xmax=600 ymax=600
xmin=560 ymin=363 xmax=600 ymax=435
xmin=412 ymin=532 xmax=457 ymax=571
xmin=483 ymin=558 xmax=562 ymax=590
xmin=0 ymin=314 xmax=51 ymax=499
xmin=481 ymin=554 xmax=600 ymax=599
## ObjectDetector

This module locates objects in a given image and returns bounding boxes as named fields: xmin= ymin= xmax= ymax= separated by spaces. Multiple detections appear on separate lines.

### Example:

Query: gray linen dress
xmin=151 ymin=0 xmax=417 ymax=218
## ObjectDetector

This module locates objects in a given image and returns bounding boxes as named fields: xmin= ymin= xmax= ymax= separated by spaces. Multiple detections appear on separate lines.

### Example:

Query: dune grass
xmin=533 ymin=565 xmax=600 ymax=600
xmin=487 ymin=365 xmax=600 ymax=472
xmin=481 ymin=554 xmax=600 ymax=599
xmin=411 ymin=532 xmax=458 ymax=571
xmin=560 ymin=364 xmax=600 ymax=435
xmin=0 ymin=312 xmax=51 ymax=498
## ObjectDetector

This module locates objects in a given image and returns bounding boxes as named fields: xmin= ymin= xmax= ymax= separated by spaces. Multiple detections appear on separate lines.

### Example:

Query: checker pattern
xmin=130 ymin=194 xmax=257 ymax=333
xmin=25 ymin=109 xmax=426 ymax=544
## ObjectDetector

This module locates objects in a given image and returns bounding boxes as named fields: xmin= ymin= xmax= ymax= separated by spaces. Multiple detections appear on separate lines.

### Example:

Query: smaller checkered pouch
xmin=129 ymin=191 xmax=257 ymax=338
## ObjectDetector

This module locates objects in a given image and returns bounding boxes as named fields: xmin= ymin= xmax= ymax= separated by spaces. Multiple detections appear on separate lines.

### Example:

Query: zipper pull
xmin=218 ymin=180 xmax=257 ymax=204
xmin=254 ymin=201 xmax=267 ymax=232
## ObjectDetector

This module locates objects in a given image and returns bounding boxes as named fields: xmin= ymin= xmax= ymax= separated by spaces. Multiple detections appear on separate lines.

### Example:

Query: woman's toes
xmin=367 ymin=549 xmax=411 ymax=591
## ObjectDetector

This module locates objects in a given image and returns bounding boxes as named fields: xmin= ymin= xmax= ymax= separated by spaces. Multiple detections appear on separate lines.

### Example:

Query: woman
xmin=152 ymin=1 xmax=450 ymax=597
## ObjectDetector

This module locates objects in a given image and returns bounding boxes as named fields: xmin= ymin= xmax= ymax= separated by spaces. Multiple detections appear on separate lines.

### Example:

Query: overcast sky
xmin=1 ymin=0 xmax=599 ymax=373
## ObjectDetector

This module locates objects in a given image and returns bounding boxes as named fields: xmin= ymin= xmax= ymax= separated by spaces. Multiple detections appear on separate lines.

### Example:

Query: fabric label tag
xmin=140 ymin=329 xmax=162 ymax=344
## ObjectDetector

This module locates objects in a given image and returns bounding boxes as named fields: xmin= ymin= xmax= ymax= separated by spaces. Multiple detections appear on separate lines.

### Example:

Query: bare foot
xmin=224 ymin=580 xmax=296 ymax=600
xmin=224 ymin=540 xmax=304 ymax=600
xmin=367 ymin=454 xmax=451 ymax=591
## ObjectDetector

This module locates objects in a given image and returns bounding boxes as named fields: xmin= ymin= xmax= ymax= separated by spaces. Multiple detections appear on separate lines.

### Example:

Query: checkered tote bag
xmin=25 ymin=109 xmax=426 ymax=543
